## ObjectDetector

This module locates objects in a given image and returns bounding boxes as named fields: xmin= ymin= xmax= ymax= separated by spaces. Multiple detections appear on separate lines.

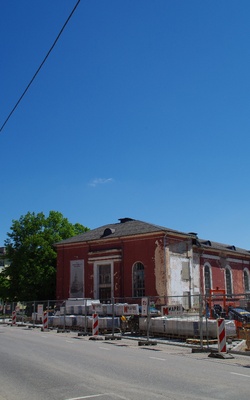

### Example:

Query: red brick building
xmin=55 ymin=218 xmax=250 ymax=308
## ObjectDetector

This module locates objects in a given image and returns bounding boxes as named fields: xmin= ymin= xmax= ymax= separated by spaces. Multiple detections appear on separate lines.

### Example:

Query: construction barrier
xmin=43 ymin=311 xmax=48 ymax=330
xmin=217 ymin=318 xmax=226 ymax=353
xmin=92 ymin=313 xmax=98 ymax=336
xmin=12 ymin=311 xmax=16 ymax=325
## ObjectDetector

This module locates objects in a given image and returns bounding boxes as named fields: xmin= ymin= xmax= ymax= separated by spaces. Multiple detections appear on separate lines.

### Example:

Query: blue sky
xmin=1 ymin=1 xmax=250 ymax=248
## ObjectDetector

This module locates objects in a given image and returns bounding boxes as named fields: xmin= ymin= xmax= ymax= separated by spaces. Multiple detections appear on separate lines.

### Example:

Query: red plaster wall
xmin=57 ymin=237 xmax=250 ymax=302
xmin=56 ymin=244 xmax=89 ymax=300
xmin=200 ymin=254 xmax=249 ymax=295
xmin=56 ymin=234 xmax=161 ymax=300
xmin=122 ymin=236 xmax=158 ymax=297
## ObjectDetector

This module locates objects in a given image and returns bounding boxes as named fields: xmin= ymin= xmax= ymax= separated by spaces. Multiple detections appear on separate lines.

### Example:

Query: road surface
xmin=0 ymin=324 xmax=250 ymax=400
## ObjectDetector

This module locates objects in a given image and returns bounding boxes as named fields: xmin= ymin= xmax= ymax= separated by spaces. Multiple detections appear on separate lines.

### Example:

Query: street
xmin=0 ymin=324 xmax=250 ymax=400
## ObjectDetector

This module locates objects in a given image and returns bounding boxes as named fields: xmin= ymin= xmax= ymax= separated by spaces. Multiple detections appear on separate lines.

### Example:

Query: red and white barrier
xmin=43 ymin=311 xmax=48 ymax=330
xmin=92 ymin=313 xmax=99 ymax=336
xmin=12 ymin=311 xmax=17 ymax=326
xmin=217 ymin=318 xmax=226 ymax=353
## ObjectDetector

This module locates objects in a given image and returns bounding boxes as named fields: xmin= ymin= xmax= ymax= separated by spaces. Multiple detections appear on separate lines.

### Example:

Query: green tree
xmin=2 ymin=211 xmax=89 ymax=301
xmin=0 ymin=273 xmax=10 ymax=302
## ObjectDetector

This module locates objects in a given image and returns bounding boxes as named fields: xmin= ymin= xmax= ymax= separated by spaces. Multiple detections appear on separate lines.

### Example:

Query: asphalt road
xmin=0 ymin=324 xmax=250 ymax=400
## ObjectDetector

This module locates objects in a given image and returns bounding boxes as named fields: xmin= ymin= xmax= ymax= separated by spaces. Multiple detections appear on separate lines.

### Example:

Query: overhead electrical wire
xmin=0 ymin=0 xmax=81 ymax=133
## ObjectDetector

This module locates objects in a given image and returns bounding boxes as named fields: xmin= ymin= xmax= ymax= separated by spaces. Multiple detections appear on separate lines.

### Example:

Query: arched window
xmin=133 ymin=262 xmax=145 ymax=297
xmin=225 ymin=267 xmax=232 ymax=296
xmin=204 ymin=264 xmax=212 ymax=296
xmin=244 ymin=269 xmax=250 ymax=292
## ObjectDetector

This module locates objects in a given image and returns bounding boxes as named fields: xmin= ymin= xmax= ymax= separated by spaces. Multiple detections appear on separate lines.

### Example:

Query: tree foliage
xmin=0 ymin=273 xmax=9 ymax=301
xmin=1 ymin=211 xmax=89 ymax=301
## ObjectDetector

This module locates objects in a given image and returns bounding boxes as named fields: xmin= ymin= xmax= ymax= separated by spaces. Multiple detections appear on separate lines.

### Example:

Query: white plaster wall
xmin=166 ymin=245 xmax=201 ymax=308
xmin=153 ymin=240 xmax=201 ymax=307
xmin=168 ymin=255 xmax=190 ymax=297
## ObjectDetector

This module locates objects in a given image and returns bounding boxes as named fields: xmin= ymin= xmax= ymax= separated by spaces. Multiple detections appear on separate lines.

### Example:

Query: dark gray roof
xmin=55 ymin=217 xmax=192 ymax=245
xmin=194 ymin=238 xmax=250 ymax=256
xmin=55 ymin=217 xmax=250 ymax=256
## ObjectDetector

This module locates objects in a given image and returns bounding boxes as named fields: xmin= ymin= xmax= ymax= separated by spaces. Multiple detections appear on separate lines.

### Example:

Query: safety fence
xmin=1 ymin=292 xmax=250 ymax=344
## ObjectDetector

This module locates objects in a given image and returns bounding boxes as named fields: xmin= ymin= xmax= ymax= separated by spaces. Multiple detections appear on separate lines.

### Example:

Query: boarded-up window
xmin=182 ymin=261 xmax=190 ymax=280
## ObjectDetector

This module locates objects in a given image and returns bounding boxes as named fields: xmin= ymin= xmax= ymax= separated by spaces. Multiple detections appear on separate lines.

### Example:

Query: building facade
xmin=55 ymin=218 xmax=250 ymax=308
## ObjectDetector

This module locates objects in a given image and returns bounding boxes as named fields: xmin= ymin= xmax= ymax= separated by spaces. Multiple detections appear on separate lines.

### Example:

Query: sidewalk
xmin=1 ymin=318 xmax=250 ymax=357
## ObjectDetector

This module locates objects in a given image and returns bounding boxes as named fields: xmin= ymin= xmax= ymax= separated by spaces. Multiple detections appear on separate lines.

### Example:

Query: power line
xmin=0 ymin=0 xmax=81 ymax=133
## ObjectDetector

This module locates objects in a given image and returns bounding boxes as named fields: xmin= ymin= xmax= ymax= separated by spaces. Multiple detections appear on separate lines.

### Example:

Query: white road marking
xmin=149 ymin=356 xmax=166 ymax=361
xmin=65 ymin=340 xmax=75 ymax=343
xmin=65 ymin=395 xmax=108 ymax=400
xmin=98 ymin=346 xmax=110 ymax=351
xmin=230 ymin=372 xmax=250 ymax=378
xmin=65 ymin=394 xmax=129 ymax=400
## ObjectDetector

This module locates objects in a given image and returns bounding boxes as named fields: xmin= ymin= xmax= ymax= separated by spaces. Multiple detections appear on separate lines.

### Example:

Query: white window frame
xmin=132 ymin=261 xmax=145 ymax=298
xmin=243 ymin=268 xmax=250 ymax=293
xmin=204 ymin=263 xmax=212 ymax=296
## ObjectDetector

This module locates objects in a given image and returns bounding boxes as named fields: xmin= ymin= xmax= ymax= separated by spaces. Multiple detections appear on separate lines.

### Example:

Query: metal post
xmin=33 ymin=301 xmax=36 ymax=327
xmin=84 ymin=298 xmax=87 ymax=335
xmin=199 ymin=294 xmax=203 ymax=349
xmin=205 ymin=295 xmax=209 ymax=350
xmin=21 ymin=302 xmax=24 ymax=325
xmin=112 ymin=297 xmax=115 ymax=337
xmin=47 ymin=300 xmax=50 ymax=328
xmin=63 ymin=301 xmax=66 ymax=332
xmin=147 ymin=297 xmax=150 ymax=342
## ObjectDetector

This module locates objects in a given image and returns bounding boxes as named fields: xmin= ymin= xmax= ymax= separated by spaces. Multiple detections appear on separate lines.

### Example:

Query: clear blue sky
xmin=1 ymin=1 xmax=250 ymax=249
